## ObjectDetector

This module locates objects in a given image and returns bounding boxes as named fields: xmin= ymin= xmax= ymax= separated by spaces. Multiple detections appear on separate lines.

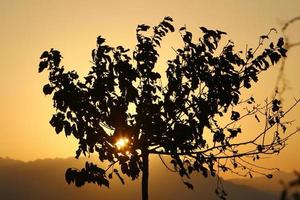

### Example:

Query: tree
xmin=281 ymin=171 xmax=300 ymax=200
xmin=274 ymin=16 xmax=300 ymax=98
xmin=39 ymin=17 xmax=299 ymax=200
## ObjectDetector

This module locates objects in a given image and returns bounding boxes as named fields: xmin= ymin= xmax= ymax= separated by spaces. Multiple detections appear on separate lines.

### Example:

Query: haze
xmin=0 ymin=0 xmax=299 ymax=178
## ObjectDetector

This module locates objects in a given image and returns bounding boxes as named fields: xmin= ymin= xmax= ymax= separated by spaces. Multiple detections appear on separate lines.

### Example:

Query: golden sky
xmin=0 ymin=0 xmax=299 ymax=174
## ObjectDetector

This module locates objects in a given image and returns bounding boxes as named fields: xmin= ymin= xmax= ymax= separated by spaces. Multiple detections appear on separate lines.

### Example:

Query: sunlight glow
xmin=115 ymin=137 xmax=129 ymax=150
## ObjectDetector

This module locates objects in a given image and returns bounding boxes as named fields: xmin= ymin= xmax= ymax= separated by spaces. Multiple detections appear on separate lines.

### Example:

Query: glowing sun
xmin=115 ymin=137 xmax=129 ymax=150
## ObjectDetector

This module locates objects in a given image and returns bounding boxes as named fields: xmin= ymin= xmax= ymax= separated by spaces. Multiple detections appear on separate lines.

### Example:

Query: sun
xmin=115 ymin=137 xmax=129 ymax=150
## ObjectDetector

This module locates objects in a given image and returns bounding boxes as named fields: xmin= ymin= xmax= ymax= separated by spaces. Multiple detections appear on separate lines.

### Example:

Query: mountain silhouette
xmin=0 ymin=156 xmax=284 ymax=200
xmin=229 ymin=170 xmax=295 ymax=196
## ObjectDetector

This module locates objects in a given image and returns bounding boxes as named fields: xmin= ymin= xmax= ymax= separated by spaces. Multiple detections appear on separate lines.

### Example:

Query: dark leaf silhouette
xmin=183 ymin=181 xmax=194 ymax=190
xmin=161 ymin=21 xmax=175 ymax=32
xmin=231 ymin=111 xmax=240 ymax=121
xmin=39 ymin=61 xmax=48 ymax=73
xmin=43 ymin=84 xmax=54 ymax=95
xmin=266 ymin=174 xmax=273 ymax=179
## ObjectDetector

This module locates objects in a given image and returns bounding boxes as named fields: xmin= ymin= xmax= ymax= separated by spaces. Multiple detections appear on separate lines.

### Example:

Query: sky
xmin=0 ymin=0 xmax=299 ymax=175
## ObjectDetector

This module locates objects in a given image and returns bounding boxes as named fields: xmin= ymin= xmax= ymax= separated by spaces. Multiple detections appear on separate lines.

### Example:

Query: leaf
xmin=249 ymin=172 xmax=253 ymax=179
xmin=244 ymin=78 xmax=251 ymax=89
xmin=65 ymin=168 xmax=75 ymax=184
xmin=115 ymin=171 xmax=125 ymax=184
xmin=255 ymin=114 xmax=260 ymax=122
xmin=164 ymin=16 xmax=173 ymax=22
xmin=277 ymin=37 xmax=284 ymax=48
xmin=121 ymin=163 xmax=129 ymax=174
xmin=200 ymin=27 xmax=208 ymax=33
xmin=216 ymin=30 xmax=227 ymax=35
xmin=213 ymin=130 xmax=225 ymax=142
xmin=75 ymin=149 xmax=81 ymax=159
xmin=233 ymin=162 xmax=238 ymax=168
xmin=39 ymin=61 xmax=48 ymax=73
xmin=272 ymin=99 xmax=281 ymax=112
xmin=64 ymin=121 xmax=72 ymax=136
xmin=43 ymin=84 xmax=54 ymax=95
xmin=183 ymin=181 xmax=194 ymax=190
xmin=55 ymin=122 xmax=63 ymax=134
xmin=232 ymin=93 xmax=239 ymax=105
xmin=66 ymin=111 xmax=72 ymax=120
xmin=161 ymin=21 xmax=174 ymax=32
xmin=268 ymin=117 xmax=275 ymax=126
xmin=230 ymin=111 xmax=240 ymax=121
xmin=247 ymin=96 xmax=255 ymax=104
xmin=266 ymin=174 xmax=273 ymax=179
xmin=257 ymin=145 xmax=263 ymax=152
xmin=281 ymin=124 xmax=287 ymax=133
xmin=40 ymin=51 xmax=49 ymax=59
xmin=227 ymin=128 xmax=241 ymax=138
xmin=74 ymin=173 xmax=85 ymax=187
xmin=153 ymin=39 xmax=160 ymax=46
xmin=137 ymin=24 xmax=150 ymax=32
xmin=260 ymin=35 xmax=269 ymax=39
xmin=97 ymin=36 xmax=105 ymax=45
xmin=102 ymin=178 xmax=110 ymax=188
xmin=202 ymin=167 xmax=208 ymax=177
xmin=183 ymin=31 xmax=192 ymax=43
xmin=269 ymin=52 xmax=281 ymax=64
xmin=278 ymin=47 xmax=287 ymax=57
xmin=179 ymin=168 xmax=188 ymax=177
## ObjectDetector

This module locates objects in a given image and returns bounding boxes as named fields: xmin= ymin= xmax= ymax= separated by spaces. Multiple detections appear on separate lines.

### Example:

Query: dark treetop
xmin=39 ymin=17 xmax=298 ymax=200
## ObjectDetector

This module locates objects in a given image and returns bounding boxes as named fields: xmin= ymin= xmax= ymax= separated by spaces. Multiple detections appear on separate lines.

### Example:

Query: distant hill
xmin=0 ymin=156 xmax=283 ymax=200
xmin=229 ymin=170 xmax=295 ymax=196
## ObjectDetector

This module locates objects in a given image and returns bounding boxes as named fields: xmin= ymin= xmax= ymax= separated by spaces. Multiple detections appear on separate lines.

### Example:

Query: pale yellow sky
xmin=0 ymin=0 xmax=299 ymax=173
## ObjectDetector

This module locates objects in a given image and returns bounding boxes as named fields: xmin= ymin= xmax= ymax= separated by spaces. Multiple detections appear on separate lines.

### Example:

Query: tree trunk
xmin=142 ymin=152 xmax=149 ymax=200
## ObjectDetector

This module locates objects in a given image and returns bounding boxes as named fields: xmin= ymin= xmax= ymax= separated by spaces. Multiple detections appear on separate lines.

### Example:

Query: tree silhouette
xmin=274 ymin=16 xmax=300 ymax=99
xmin=281 ymin=171 xmax=300 ymax=200
xmin=39 ymin=17 xmax=299 ymax=200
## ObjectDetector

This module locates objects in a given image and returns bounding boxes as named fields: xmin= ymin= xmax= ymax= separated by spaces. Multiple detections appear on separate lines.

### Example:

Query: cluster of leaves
xmin=39 ymin=16 xmax=296 ymax=198
xmin=162 ymin=26 xmax=286 ymax=154
xmin=65 ymin=162 xmax=109 ymax=187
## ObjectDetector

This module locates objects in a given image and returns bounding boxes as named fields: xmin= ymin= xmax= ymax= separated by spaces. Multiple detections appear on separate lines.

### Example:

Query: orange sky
xmin=0 ymin=0 xmax=299 ymax=174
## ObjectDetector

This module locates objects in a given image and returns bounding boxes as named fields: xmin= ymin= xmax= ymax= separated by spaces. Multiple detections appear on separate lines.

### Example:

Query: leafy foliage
xmin=39 ymin=17 xmax=298 ymax=199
